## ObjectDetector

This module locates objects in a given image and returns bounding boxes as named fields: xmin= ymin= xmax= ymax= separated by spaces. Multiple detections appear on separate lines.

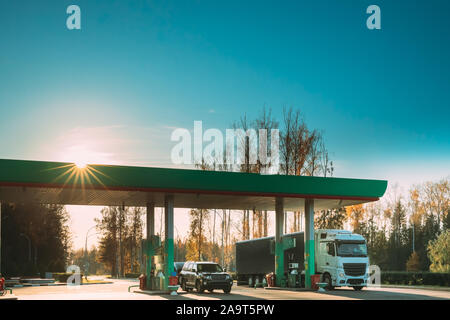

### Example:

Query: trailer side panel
xmin=236 ymin=232 xmax=305 ymax=282
xmin=236 ymin=236 xmax=274 ymax=276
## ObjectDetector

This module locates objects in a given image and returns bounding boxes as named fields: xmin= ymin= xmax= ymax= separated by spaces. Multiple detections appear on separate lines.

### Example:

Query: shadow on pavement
xmin=164 ymin=289 xmax=265 ymax=300
xmin=321 ymin=287 xmax=448 ymax=300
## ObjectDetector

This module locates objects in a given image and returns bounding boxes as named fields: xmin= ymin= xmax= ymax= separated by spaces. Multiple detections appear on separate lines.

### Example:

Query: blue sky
xmin=1 ymin=1 xmax=449 ymax=247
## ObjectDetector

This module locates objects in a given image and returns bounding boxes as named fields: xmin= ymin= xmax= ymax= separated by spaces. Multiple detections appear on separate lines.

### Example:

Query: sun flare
xmin=75 ymin=160 xmax=87 ymax=169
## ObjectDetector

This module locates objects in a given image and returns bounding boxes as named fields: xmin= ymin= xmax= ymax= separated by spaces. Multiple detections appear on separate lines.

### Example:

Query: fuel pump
xmin=141 ymin=235 xmax=162 ymax=290
xmin=288 ymin=262 xmax=300 ymax=288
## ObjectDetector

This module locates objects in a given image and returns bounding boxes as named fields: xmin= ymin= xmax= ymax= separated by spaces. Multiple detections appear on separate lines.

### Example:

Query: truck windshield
xmin=336 ymin=242 xmax=367 ymax=257
xmin=197 ymin=264 xmax=223 ymax=273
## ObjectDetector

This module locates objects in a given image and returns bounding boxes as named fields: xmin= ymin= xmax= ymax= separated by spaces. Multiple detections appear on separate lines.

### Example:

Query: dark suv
xmin=179 ymin=261 xmax=233 ymax=294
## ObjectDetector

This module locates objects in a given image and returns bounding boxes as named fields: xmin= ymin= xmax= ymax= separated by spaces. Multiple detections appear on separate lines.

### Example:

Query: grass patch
xmin=81 ymin=279 xmax=112 ymax=284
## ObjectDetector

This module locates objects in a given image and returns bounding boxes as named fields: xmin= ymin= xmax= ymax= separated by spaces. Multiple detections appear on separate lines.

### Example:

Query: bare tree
xmin=304 ymin=131 xmax=321 ymax=176
xmin=280 ymin=107 xmax=295 ymax=175
xmin=280 ymin=107 xmax=327 ymax=231
xmin=318 ymin=135 xmax=334 ymax=177
xmin=280 ymin=106 xmax=322 ymax=177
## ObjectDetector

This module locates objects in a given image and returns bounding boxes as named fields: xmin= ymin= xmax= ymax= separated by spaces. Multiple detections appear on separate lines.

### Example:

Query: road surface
xmin=9 ymin=279 xmax=450 ymax=300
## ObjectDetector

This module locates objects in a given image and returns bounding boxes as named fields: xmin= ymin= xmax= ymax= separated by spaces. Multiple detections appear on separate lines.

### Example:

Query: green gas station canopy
xmin=0 ymin=159 xmax=387 ymax=210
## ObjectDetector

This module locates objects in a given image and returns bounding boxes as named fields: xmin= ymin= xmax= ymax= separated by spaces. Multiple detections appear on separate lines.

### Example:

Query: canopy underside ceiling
xmin=0 ymin=185 xmax=374 ymax=211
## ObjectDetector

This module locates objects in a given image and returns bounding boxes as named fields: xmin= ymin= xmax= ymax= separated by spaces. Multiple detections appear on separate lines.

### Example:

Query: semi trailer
xmin=235 ymin=229 xmax=370 ymax=290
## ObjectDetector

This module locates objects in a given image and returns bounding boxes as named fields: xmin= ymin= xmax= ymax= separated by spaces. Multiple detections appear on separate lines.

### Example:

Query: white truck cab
xmin=315 ymin=229 xmax=369 ymax=290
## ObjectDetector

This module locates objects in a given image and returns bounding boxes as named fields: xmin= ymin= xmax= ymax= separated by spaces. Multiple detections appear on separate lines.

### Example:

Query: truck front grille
xmin=343 ymin=263 xmax=366 ymax=276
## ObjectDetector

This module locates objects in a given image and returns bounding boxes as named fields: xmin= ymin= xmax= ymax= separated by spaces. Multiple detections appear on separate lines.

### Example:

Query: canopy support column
xmin=164 ymin=194 xmax=174 ymax=291
xmin=304 ymin=198 xmax=315 ymax=288
xmin=275 ymin=197 xmax=284 ymax=287
xmin=146 ymin=202 xmax=155 ymax=289
xmin=146 ymin=202 xmax=155 ymax=238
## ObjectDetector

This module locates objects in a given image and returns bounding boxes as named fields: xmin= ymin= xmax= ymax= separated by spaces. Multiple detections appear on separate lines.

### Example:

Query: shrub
xmin=125 ymin=273 xmax=141 ymax=279
xmin=406 ymin=252 xmax=421 ymax=272
xmin=381 ymin=271 xmax=450 ymax=286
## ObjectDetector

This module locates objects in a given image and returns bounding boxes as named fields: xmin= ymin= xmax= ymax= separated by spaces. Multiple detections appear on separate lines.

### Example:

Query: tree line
xmin=94 ymin=206 xmax=144 ymax=277
xmin=1 ymin=203 xmax=71 ymax=277
xmin=341 ymin=179 xmax=449 ymax=272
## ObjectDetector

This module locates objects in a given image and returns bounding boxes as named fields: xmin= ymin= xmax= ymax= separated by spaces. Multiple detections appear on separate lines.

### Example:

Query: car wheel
xmin=181 ymin=279 xmax=188 ymax=292
xmin=196 ymin=280 xmax=204 ymax=293
xmin=353 ymin=286 xmax=363 ymax=291
xmin=223 ymin=286 xmax=231 ymax=294
xmin=323 ymin=273 xmax=334 ymax=290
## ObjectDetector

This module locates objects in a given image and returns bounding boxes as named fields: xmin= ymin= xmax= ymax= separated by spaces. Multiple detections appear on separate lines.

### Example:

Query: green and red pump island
xmin=0 ymin=159 xmax=387 ymax=290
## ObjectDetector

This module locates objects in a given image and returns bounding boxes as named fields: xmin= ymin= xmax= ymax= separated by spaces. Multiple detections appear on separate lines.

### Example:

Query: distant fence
xmin=381 ymin=271 xmax=450 ymax=287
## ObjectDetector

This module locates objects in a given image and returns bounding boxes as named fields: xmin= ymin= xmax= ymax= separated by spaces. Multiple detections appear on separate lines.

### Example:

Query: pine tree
xmin=427 ymin=230 xmax=450 ymax=273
